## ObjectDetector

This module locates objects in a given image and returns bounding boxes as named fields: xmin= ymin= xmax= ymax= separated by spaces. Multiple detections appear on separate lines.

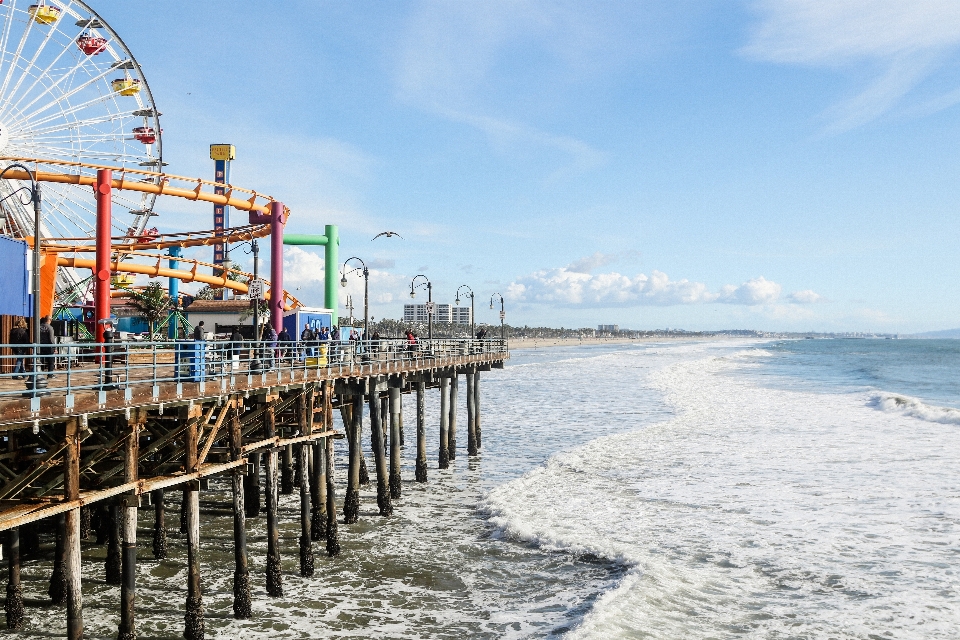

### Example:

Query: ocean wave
xmin=871 ymin=392 xmax=960 ymax=425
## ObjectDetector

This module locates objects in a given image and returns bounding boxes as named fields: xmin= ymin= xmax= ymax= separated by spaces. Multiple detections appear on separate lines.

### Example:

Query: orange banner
xmin=39 ymin=251 xmax=57 ymax=319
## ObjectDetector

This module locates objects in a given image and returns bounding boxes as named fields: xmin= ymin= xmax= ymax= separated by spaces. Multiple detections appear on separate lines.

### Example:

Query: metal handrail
xmin=0 ymin=338 xmax=508 ymax=400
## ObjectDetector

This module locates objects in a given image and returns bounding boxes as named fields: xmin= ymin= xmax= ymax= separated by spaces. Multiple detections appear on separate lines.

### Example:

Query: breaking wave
xmin=872 ymin=392 xmax=960 ymax=425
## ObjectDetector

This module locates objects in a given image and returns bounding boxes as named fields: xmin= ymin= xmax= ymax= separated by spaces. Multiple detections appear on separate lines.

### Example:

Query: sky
xmin=90 ymin=0 xmax=960 ymax=333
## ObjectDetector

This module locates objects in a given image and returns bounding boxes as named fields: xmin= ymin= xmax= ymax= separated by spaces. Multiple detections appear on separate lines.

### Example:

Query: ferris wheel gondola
xmin=0 ymin=0 xmax=163 ymax=294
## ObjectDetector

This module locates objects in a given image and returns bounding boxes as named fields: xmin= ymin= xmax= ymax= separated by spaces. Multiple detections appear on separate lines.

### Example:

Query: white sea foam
xmin=872 ymin=391 xmax=960 ymax=425
xmin=484 ymin=346 xmax=960 ymax=638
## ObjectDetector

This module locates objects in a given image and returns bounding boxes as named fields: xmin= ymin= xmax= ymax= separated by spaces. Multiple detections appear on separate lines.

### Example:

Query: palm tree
xmin=129 ymin=282 xmax=173 ymax=339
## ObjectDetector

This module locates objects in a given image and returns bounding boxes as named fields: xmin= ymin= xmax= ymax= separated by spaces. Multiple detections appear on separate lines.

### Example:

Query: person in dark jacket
xmin=278 ymin=327 xmax=291 ymax=362
xmin=38 ymin=316 xmax=55 ymax=377
xmin=193 ymin=321 xmax=205 ymax=341
xmin=9 ymin=318 xmax=28 ymax=379
xmin=261 ymin=324 xmax=277 ymax=368
xmin=230 ymin=327 xmax=244 ymax=368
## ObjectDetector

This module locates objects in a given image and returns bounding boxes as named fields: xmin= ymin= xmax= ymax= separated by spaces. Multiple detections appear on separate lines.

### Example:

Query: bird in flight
xmin=372 ymin=231 xmax=403 ymax=240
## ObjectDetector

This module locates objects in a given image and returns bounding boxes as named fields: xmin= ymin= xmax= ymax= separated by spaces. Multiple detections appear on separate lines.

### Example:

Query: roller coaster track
xmin=0 ymin=156 xmax=303 ymax=309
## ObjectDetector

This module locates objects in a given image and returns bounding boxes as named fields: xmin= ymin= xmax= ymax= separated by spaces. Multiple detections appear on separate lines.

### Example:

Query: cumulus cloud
xmin=788 ymin=289 xmax=825 ymax=304
xmin=742 ymin=0 xmax=960 ymax=130
xmin=566 ymin=252 xmax=617 ymax=274
xmin=507 ymin=268 xmax=797 ymax=307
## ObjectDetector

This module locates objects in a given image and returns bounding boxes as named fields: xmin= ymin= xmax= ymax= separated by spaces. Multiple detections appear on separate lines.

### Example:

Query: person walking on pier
xmin=193 ymin=321 xmax=205 ymax=341
xmin=261 ymin=324 xmax=277 ymax=369
xmin=230 ymin=327 xmax=243 ymax=371
xmin=301 ymin=323 xmax=314 ymax=358
xmin=39 ymin=316 xmax=55 ymax=377
xmin=9 ymin=318 xmax=28 ymax=379
xmin=278 ymin=326 xmax=292 ymax=363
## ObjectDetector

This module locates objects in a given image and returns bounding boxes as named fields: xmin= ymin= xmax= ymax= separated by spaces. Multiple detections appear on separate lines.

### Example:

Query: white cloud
xmin=566 ymin=251 xmax=617 ymax=274
xmin=507 ymin=268 xmax=790 ymax=307
xmin=743 ymin=0 xmax=960 ymax=130
xmin=788 ymin=289 xmax=825 ymax=304
xmin=283 ymin=246 xmax=409 ymax=313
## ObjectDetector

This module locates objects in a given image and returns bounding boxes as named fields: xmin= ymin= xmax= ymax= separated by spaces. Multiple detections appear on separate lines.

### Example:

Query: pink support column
xmin=95 ymin=170 xmax=112 ymax=343
xmin=269 ymin=201 xmax=285 ymax=332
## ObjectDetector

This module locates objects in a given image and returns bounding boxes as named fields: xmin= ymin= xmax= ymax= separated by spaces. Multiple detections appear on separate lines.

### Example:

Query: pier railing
xmin=0 ymin=338 xmax=507 ymax=401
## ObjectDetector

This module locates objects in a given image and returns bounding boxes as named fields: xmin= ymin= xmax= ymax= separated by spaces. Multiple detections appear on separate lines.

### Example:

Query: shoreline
xmin=507 ymin=335 xmax=750 ymax=350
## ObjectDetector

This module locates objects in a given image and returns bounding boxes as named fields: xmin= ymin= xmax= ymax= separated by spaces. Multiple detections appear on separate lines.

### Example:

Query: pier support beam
xmin=475 ymin=371 xmax=482 ymax=449
xmin=105 ymin=502 xmax=121 ymax=585
xmin=64 ymin=418 xmax=82 ymax=640
xmin=467 ymin=371 xmax=477 ymax=456
xmin=439 ymin=377 xmax=450 ymax=469
xmin=389 ymin=385 xmax=401 ymax=499
xmin=152 ymin=489 xmax=166 ymax=559
xmin=311 ymin=441 xmax=326 ymax=541
xmin=5 ymin=528 xmax=23 ymax=630
xmin=281 ymin=444 xmax=294 ymax=495
xmin=298 ymin=442 xmax=314 ymax=577
xmin=415 ymin=380 xmax=427 ymax=482
xmin=324 ymin=390 xmax=340 ymax=556
xmin=119 ymin=415 xmax=141 ymax=640
xmin=343 ymin=394 xmax=362 ymax=524
xmin=48 ymin=514 xmax=66 ymax=605
xmin=244 ymin=453 xmax=261 ymax=518
xmin=369 ymin=382 xmax=392 ymax=516
xmin=264 ymin=404 xmax=283 ymax=597
xmin=449 ymin=372 xmax=458 ymax=461
xmin=229 ymin=406 xmax=251 ymax=619
xmin=183 ymin=406 xmax=204 ymax=640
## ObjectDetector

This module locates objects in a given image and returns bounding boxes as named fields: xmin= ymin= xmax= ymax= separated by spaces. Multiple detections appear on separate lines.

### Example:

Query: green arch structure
xmin=283 ymin=224 xmax=340 ymax=324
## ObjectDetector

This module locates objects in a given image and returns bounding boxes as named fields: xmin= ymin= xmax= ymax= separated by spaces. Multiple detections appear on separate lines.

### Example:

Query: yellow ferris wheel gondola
xmin=28 ymin=3 xmax=62 ymax=25
xmin=111 ymin=77 xmax=141 ymax=96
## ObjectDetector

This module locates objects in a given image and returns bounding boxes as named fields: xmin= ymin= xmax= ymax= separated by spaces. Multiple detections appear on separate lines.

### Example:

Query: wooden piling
xmin=244 ymin=452 xmax=261 ymax=518
xmin=79 ymin=506 xmax=91 ymax=541
xmin=369 ymin=383 xmax=392 ymax=516
xmin=229 ymin=406 xmax=251 ymax=619
xmin=324 ymin=389 xmax=340 ymax=557
xmin=439 ymin=376 xmax=450 ymax=469
xmin=64 ymin=418 xmax=82 ymax=640
xmin=381 ymin=395 xmax=388 ymax=453
xmin=152 ymin=489 xmax=167 ymax=559
xmin=389 ymin=385 xmax=401 ymax=499
xmin=183 ymin=406 xmax=204 ymax=640
xmin=5 ymin=528 xmax=23 ymax=630
xmin=118 ymin=416 xmax=140 ymax=640
xmin=48 ymin=514 xmax=66 ymax=605
xmin=415 ymin=380 xmax=427 ymax=482
xmin=311 ymin=442 xmax=326 ymax=541
xmin=475 ymin=370 xmax=482 ymax=449
xmin=105 ymin=502 xmax=121 ymax=585
xmin=298 ymin=443 xmax=314 ymax=577
xmin=264 ymin=404 xmax=283 ymax=597
xmin=467 ymin=371 xmax=477 ymax=456
xmin=281 ymin=443 xmax=294 ymax=495
xmin=344 ymin=394 xmax=362 ymax=524
xmin=449 ymin=372 xmax=458 ymax=461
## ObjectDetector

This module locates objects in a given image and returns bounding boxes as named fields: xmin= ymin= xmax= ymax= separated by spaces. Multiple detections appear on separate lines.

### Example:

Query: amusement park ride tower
xmin=210 ymin=144 xmax=234 ymax=300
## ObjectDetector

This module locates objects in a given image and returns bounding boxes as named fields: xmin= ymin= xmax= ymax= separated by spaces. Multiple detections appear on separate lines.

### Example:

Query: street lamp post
xmin=340 ymin=257 xmax=369 ymax=339
xmin=410 ymin=275 xmax=433 ymax=341
xmin=490 ymin=293 xmax=505 ymax=342
xmin=455 ymin=285 xmax=475 ymax=338
xmin=0 ymin=164 xmax=46 ymax=394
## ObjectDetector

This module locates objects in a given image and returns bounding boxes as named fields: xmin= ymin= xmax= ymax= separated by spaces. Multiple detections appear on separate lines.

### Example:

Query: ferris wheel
xmin=0 ymin=0 xmax=162 ymax=249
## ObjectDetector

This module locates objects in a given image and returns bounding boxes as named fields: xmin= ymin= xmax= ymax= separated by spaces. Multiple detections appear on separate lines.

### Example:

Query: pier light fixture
xmin=490 ymin=293 xmax=506 ymax=342
xmin=410 ymin=275 xmax=433 ymax=340
xmin=455 ymin=285 xmax=476 ymax=337
xmin=341 ymin=257 xmax=370 ymax=338
xmin=0 ymin=163 xmax=46 ymax=395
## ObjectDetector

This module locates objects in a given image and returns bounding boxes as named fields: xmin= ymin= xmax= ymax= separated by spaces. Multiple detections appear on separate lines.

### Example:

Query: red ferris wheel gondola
xmin=77 ymin=31 xmax=107 ymax=55
xmin=132 ymin=126 xmax=157 ymax=144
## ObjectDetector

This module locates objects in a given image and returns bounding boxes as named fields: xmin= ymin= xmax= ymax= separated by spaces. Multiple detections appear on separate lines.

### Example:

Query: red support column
xmin=269 ymin=201 xmax=285 ymax=332
xmin=95 ymin=169 xmax=112 ymax=342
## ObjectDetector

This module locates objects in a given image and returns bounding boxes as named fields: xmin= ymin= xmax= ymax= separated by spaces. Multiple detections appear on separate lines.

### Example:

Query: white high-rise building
xmin=404 ymin=303 xmax=452 ymax=322
xmin=451 ymin=306 xmax=473 ymax=325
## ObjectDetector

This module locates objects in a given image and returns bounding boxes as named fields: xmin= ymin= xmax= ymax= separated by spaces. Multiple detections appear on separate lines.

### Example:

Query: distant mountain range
xmin=909 ymin=328 xmax=960 ymax=339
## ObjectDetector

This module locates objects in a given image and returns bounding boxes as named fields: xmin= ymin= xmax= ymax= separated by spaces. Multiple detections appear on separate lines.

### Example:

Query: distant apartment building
xmin=451 ymin=306 xmax=473 ymax=325
xmin=404 ymin=304 xmax=473 ymax=324
xmin=598 ymin=324 xmax=619 ymax=332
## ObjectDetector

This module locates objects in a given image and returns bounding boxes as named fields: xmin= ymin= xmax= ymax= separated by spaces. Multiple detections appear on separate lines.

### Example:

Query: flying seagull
xmin=372 ymin=231 xmax=403 ymax=240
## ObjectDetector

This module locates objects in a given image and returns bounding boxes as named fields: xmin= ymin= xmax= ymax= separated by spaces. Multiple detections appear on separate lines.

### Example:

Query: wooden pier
xmin=0 ymin=338 xmax=507 ymax=639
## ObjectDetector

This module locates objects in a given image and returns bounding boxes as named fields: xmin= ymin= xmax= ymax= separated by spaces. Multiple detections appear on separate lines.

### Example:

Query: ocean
xmin=13 ymin=339 xmax=960 ymax=638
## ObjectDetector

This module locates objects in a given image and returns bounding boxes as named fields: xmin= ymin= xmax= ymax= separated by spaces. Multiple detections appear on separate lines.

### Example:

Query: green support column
xmin=283 ymin=225 xmax=340 ymax=325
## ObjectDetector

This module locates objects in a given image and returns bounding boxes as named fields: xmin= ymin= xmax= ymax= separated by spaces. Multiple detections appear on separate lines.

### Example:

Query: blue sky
xmin=95 ymin=0 xmax=960 ymax=333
